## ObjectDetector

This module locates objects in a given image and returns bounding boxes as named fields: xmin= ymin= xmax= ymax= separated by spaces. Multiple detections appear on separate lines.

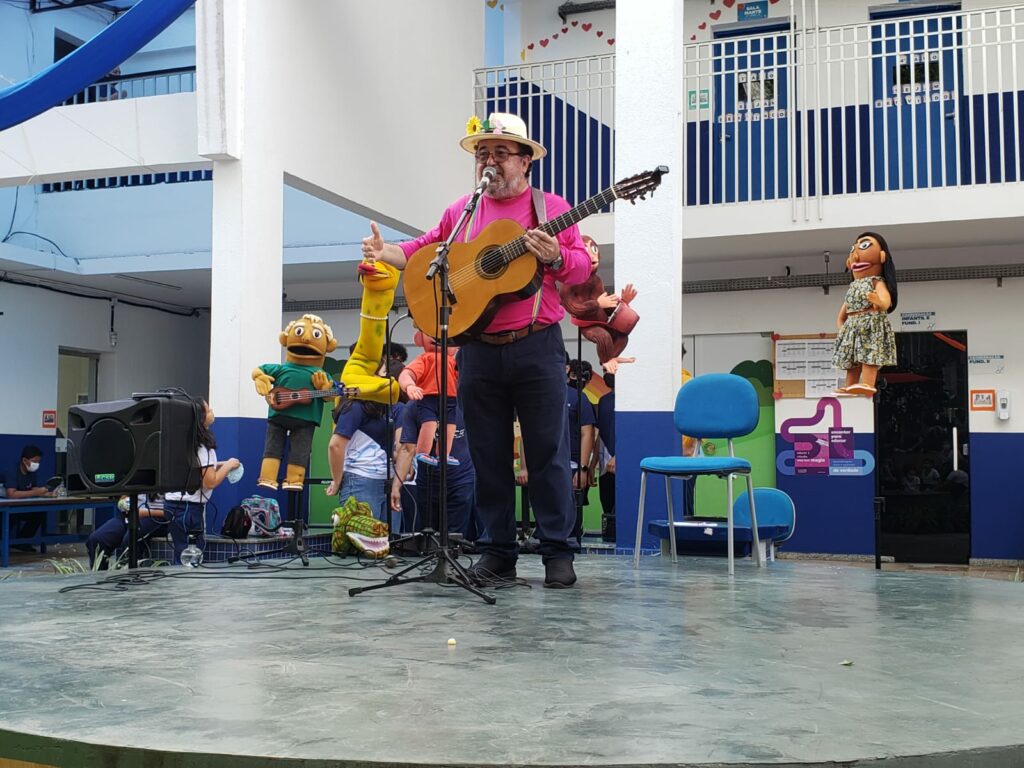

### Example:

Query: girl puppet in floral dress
xmin=832 ymin=232 xmax=898 ymax=397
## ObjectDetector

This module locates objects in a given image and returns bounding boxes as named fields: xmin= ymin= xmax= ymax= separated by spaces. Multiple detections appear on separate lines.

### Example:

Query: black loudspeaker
xmin=66 ymin=394 xmax=202 ymax=495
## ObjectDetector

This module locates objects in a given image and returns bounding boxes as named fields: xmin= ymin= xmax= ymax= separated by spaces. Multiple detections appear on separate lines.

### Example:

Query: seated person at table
xmin=5 ymin=445 xmax=51 ymax=552
xmin=86 ymin=493 xmax=167 ymax=569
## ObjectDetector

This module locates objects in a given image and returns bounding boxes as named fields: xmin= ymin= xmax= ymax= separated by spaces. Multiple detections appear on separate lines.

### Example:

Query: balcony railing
xmin=473 ymin=4 xmax=1024 ymax=211
xmin=62 ymin=65 xmax=196 ymax=105
xmin=473 ymin=54 xmax=616 ymax=208
xmin=45 ymin=66 xmax=202 ymax=193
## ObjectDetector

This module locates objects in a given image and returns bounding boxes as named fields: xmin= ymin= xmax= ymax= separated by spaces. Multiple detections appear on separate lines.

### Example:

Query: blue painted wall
xmin=615 ymin=410 xmax=680 ymax=551
xmin=206 ymin=416 xmax=271 ymax=535
xmin=776 ymin=434 xmax=877 ymax=555
xmin=969 ymin=432 xmax=1024 ymax=560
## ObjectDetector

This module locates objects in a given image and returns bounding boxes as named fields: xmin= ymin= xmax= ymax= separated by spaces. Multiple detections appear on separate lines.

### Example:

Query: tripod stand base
xmin=349 ymin=533 xmax=495 ymax=604
xmin=244 ymin=519 xmax=309 ymax=566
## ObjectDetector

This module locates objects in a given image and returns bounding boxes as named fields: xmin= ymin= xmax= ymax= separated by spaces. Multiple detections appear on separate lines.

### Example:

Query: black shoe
xmin=469 ymin=553 xmax=517 ymax=582
xmin=543 ymin=558 xmax=577 ymax=589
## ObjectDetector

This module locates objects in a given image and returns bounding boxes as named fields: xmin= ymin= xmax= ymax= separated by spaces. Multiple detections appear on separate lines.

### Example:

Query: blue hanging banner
xmin=739 ymin=1 xmax=769 ymax=21
xmin=0 ymin=0 xmax=195 ymax=133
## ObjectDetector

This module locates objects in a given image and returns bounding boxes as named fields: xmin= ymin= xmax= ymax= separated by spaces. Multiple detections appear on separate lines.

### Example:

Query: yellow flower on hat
xmin=466 ymin=115 xmax=483 ymax=136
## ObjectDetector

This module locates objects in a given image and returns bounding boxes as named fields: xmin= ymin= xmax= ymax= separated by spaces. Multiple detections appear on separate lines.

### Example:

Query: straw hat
xmin=459 ymin=112 xmax=547 ymax=160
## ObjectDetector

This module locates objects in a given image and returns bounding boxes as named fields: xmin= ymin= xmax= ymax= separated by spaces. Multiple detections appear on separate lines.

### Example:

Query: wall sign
xmin=776 ymin=397 xmax=875 ymax=477
xmin=968 ymin=354 xmax=1006 ymax=375
xmin=688 ymin=89 xmax=710 ymax=110
xmin=970 ymin=389 xmax=996 ymax=411
xmin=739 ymin=1 xmax=768 ymax=21
xmin=42 ymin=410 xmax=57 ymax=428
xmin=899 ymin=310 xmax=937 ymax=329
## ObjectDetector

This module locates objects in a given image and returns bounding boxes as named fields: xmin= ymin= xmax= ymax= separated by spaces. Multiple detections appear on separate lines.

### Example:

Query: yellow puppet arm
xmin=252 ymin=368 xmax=275 ymax=397
xmin=311 ymin=370 xmax=331 ymax=391
xmin=341 ymin=262 xmax=403 ymax=405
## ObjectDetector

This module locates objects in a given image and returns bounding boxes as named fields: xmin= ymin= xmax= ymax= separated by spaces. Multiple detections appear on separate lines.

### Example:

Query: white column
xmin=615 ymin=0 xmax=685 ymax=407
xmin=208 ymin=158 xmax=283 ymax=419
xmin=614 ymin=0 xmax=685 ymax=549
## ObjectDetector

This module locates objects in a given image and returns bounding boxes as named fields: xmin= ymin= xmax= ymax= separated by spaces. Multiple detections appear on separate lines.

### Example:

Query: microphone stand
xmin=350 ymin=175 xmax=496 ymax=604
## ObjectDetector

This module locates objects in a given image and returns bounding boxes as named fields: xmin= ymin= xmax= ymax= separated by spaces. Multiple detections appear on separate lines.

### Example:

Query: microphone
xmin=476 ymin=166 xmax=497 ymax=192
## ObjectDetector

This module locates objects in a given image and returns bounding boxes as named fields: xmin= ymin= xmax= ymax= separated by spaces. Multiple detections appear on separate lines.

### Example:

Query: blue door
xmin=870 ymin=10 xmax=962 ymax=190
xmin=709 ymin=26 xmax=791 ymax=204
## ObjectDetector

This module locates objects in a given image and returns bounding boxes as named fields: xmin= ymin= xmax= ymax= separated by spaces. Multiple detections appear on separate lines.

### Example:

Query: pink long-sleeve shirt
xmin=398 ymin=186 xmax=592 ymax=333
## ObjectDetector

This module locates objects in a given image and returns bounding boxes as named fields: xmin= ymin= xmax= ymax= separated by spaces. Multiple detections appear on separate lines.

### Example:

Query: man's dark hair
xmin=388 ymin=342 xmax=408 ymax=363
xmin=21 ymin=444 xmax=42 ymax=461
xmin=521 ymin=145 xmax=535 ymax=179
xmin=567 ymin=359 xmax=593 ymax=386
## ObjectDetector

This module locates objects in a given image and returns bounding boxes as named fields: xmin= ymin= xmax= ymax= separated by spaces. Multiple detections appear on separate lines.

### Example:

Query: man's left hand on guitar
xmin=620 ymin=283 xmax=638 ymax=304
xmin=523 ymin=228 xmax=562 ymax=266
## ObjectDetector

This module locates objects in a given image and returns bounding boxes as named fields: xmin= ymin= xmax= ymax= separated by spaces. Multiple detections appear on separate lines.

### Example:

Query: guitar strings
xmin=442 ymin=189 xmax=617 ymax=292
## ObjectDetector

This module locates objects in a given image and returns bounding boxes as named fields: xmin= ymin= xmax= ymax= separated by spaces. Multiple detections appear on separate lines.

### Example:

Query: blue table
xmin=0 ymin=496 xmax=117 ymax=567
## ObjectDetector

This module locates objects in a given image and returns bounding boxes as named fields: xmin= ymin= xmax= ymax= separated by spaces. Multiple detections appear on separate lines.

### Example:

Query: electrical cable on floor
xmin=56 ymin=548 xmax=534 ymax=593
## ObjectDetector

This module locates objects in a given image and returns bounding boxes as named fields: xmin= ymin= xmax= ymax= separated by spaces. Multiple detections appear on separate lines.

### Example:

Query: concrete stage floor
xmin=1 ymin=554 xmax=1024 ymax=767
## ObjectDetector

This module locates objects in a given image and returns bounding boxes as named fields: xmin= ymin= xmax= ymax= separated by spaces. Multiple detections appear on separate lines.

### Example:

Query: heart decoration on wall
xmin=723 ymin=0 xmax=736 ymax=7
xmin=710 ymin=10 xmax=722 ymax=20
xmin=521 ymin=16 xmax=614 ymax=61
xmin=699 ymin=21 xmax=707 ymax=30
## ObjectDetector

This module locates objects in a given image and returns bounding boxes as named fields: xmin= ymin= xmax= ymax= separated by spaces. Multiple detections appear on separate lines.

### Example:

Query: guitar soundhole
xmin=476 ymin=246 xmax=507 ymax=280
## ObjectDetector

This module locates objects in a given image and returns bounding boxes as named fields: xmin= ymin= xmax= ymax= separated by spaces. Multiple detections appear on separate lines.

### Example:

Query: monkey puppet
xmin=558 ymin=235 xmax=639 ymax=375
xmin=252 ymin=314 xmax=338 ymax=491
xmin=832 ymin=231 xmax=899 ymax=397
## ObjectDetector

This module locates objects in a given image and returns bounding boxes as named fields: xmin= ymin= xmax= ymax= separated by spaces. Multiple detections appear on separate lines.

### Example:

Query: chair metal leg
xmin=665 ymin=475 xmax=677 ymax=564
xmin=726 ymin=473 xmax=735 ymax=576
xmin=745 ymin=474 xmax=763 ymax=567
xmin=633 ymin=471 xmax=648 ymax=568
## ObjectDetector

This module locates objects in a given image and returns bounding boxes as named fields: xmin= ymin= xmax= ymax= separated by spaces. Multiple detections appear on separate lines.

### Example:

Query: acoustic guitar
xmin=403 ymin=166 xmax=668 ymax=340
xmin=266 ymin=384 xmax=360 ymax=411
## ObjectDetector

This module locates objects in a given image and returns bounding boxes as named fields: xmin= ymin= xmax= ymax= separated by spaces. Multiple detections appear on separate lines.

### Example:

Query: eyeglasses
xmin=474 ymin=148 xmax=525 ymax=163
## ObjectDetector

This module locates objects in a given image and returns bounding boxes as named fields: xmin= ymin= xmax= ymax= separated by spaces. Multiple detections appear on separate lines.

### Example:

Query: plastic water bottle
xmin=180 ymin=536 xmax=203 ymax=568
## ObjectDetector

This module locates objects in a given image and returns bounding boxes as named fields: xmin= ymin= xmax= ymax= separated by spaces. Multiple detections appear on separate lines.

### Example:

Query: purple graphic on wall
xmin=778 ymin=398 xmax=874 ymax=477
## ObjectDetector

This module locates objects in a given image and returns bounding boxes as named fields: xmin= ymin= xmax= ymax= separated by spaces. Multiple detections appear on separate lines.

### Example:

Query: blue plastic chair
xmin=734 ymin=488 xmax=796 ymax=561
xmin=634 ymin=373 xmax=763 ymax=574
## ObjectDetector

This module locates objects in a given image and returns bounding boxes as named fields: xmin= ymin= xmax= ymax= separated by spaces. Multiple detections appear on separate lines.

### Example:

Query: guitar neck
xmin=495 ymin=186 xmax=621 ymax=267
xmin=274 ymin=386 xmax=359 ymax=400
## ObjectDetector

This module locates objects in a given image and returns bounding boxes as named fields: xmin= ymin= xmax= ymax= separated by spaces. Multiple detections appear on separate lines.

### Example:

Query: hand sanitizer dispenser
xmin=998 ymin=390 xmax=1010 ymax=421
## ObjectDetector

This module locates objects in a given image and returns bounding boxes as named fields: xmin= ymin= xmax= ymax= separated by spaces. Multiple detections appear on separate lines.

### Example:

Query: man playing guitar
xmin=359 ymin=112 xmax=591 ymax=589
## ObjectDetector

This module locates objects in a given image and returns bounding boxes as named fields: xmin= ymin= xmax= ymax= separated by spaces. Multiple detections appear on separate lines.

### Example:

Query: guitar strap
xmin=529 ymin=187 xmax=547 ymax=324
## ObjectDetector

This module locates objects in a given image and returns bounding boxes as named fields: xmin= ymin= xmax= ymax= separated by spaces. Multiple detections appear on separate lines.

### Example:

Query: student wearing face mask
xmin=4 ymin=445 xmax=52 ymax=552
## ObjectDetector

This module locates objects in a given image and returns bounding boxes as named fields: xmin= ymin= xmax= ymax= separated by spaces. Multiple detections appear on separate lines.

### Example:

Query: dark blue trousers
xmin=413 ymin=473 xmax=477 ymax=540
xmin=458 ymin=324 xmax=575 ymax=562
xmin=163 ymin=500 xmax=206 ymax=565
xmin=86 ymin=516 xmax=167 ymax=566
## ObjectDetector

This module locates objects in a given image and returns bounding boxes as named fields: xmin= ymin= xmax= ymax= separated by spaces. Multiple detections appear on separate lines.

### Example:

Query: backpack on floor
xmin=220 ymin=505 xmax=252 ymax=539
xmin=242 ymin=495 xmax=282 ymax=537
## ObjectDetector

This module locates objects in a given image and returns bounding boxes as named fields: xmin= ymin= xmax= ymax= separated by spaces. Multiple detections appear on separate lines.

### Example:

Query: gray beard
xmin=486 ymin=175 xmax=527 ymax=200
